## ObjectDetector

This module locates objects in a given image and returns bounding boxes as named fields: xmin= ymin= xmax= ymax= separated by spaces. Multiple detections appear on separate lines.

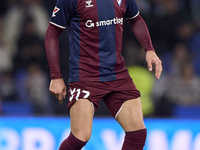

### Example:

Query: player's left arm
xmin=128 ymin=14 xmax=162 ymax=79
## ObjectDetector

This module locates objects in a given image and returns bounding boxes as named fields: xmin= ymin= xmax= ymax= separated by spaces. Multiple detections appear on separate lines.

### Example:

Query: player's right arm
xmin=45 ymin=0 xmax=77 ymax=103
xmin=45 ymin=23 xmax=66 ymax=103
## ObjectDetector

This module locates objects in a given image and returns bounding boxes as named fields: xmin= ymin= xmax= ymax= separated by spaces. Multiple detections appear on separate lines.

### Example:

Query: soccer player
xmin=45 ymin=0 xmax=162 ymax=149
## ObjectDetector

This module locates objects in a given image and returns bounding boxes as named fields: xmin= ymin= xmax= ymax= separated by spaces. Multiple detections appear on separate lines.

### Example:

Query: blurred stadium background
xmin=0 ymin=0 xmax=200 ymax=150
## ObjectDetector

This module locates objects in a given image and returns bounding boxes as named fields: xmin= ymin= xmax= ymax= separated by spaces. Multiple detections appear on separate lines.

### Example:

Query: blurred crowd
xmin=0 ymin=0 xmax=199 ymax=117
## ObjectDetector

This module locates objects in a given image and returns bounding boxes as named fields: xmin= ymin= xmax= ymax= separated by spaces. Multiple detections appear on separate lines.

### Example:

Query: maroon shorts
xmin=68 ymin=76 xmax=140 ymax=118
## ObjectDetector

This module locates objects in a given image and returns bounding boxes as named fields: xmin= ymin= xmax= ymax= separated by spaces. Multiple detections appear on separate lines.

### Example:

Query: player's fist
xmin=49 ymin=78 xmax=67 ymax=104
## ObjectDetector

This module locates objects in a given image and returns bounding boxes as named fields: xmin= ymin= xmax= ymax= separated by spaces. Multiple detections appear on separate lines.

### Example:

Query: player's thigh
xmin=116 ymin=98 xmax=145 ymax=132
xmin=70 ymin=99 xmax=94 ymax=142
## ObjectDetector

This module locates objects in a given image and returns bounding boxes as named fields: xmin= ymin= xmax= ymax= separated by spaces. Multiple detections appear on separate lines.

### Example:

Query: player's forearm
xmin=128 ymin=15 xmax=154 ymax=52
xmin=45 ymin=23 xmax=64 ymax=79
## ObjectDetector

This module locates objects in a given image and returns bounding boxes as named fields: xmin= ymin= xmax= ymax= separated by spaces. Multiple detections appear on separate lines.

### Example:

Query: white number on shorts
xmin=82 ymin=90 xmax=90 ymax=99
xmin=69 ymin=88 xmax=90 ymax=101
xmin=69 ymin=88 xmax=76 ymax=102
xmin=76 ymin=89 xmax=81 ymax=100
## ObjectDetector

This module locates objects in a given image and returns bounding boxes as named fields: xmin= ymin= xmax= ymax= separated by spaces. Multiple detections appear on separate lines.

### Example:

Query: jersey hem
xmin=68 ymin=74 xmax=130 ymax=83
xmin=68 ymin=78 xmax=118 ymax=83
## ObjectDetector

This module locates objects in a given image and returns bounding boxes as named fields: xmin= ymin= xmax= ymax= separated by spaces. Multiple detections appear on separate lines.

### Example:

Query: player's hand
xmin=49 ymin=78 xmax=67 ymax=104
xmin=146 ymin=50 xmax=162 ymax=79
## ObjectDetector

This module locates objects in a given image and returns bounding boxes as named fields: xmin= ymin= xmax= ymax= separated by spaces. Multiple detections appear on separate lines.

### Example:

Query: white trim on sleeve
xmin=50 ymin=21 xmax=66 ymax=29
xmin=125 ymin=11 xmax=140 ymax=20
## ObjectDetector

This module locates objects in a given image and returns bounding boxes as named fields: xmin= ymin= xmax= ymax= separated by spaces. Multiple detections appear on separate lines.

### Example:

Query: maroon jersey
xmin=50 ymin=0 xmax=139 ymax=82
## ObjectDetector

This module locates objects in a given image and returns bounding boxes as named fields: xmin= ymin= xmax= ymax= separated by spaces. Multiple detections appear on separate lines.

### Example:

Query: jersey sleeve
xmin=50 ymin=0 xmax=77 ymax=29
xmin=124 ymin=0 xmax=139 ymax=19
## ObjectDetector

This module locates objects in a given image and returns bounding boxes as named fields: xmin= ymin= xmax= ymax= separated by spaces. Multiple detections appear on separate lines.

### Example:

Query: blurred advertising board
xmin=0 ymin=117 xmax=199 ymax=150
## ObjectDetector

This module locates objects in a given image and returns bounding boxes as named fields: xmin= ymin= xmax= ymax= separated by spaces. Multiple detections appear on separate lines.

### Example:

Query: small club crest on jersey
xmin=116 ymin=0 xmax=122 ymax=6
xmin=52 ymin=7 xmax=60 ymax=17
xmin=85 ymin=0 xmax=93 ymax=8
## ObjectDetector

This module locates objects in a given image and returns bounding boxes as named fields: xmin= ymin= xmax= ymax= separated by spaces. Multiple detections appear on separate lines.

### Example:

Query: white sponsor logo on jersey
xmin=85 ymin=17 xmax=123 ymax=28
xmin=52 ymin=7 xmax=60 ymax=17
xmin=85 ymin=20 xmax=95 ymax=27
xmin=85 ymin=0 xmax=93 ymax=8
xmin=116 ymin=0 xmax=122 ymax=6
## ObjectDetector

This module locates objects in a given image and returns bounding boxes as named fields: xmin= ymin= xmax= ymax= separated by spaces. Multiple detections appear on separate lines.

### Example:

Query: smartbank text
xmin=85 ymin=17 xmax=123 ymax=28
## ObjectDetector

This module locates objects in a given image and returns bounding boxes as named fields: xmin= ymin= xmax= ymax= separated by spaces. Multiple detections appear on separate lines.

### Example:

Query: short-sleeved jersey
xmin=50 ymin=0 xmax=139 ymax=82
